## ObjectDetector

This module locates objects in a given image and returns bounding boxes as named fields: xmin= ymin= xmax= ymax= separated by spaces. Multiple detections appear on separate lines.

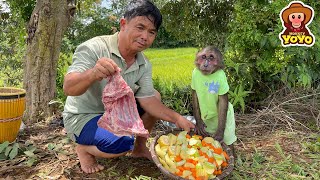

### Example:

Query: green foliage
xmin=232 ymin=135 xmax=320 ymax=179
xmin=302 ymin=134 xmax=320 ymax=153
xmin=0 ymin=141 xmax=39 ymax=166
xmin=0 ymin=137 xmax=72 ymax=167
xmin=6 ymin=0 xmax=35 ymax=22
xmin=130 ymin=175 xmax=154 ymax=180
xmin=154 ymin=78 xmax=193 ymax=115
xmin=23 ymin=145 xmax=37 ymax=167
xmin=225 ymin=0 xmax=320 ymax=111
xmin=161 ymin=0 xmax=234 ymax=49
xmin=56 ymin=53 xmax=72 ymax=103
xmin=63 ymin=1 xmax=119 ymax=53
xmin=0 ymin=141 xmax=19 ymax=160
xmin=152 ymin=26 xmax=193 ymax=48
xmin=0 ymin=3 xmax=26 ymax=87
xmin=228 ymin=84 xmax=253 ymax=113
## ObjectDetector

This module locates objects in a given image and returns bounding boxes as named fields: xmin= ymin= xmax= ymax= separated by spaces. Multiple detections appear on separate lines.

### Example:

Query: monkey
xmin=191 ymin=46 xmax=237 ymax=156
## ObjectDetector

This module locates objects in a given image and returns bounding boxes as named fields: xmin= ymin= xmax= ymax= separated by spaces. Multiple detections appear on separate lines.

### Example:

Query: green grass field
xmin=144 ymin=47 xmax=199 ymax=87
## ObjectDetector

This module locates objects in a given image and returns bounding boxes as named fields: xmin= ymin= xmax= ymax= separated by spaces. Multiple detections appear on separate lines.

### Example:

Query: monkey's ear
xmin=218 ymin=58 xmax=225 ymax=69
xmin=194 ymin=59 xmax=200 ymax=69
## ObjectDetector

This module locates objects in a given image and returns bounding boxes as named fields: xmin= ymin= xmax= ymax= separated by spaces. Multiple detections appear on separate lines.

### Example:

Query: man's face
xmin=120 ymin=16 xmax=157 ymax=52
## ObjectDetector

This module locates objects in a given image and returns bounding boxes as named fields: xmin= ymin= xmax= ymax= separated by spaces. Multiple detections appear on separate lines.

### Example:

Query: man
xmin=63 ymin=0 xmax=195 ymax=174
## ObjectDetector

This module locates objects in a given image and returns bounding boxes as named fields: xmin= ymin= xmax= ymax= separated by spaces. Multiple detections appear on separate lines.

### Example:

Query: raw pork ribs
xmin=97 ymin=69 xmax=149 ymax=138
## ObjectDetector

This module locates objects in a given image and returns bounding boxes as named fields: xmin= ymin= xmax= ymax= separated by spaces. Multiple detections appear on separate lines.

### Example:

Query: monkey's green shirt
xmin=63 ymin=33 xmax=154 ymax=141
xmin=191 ymin=68 xmax=237 ymax=145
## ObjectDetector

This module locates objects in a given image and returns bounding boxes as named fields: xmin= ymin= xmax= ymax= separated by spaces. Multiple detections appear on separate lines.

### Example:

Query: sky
xmin=101 ymin=0 xmax=111 ymax=8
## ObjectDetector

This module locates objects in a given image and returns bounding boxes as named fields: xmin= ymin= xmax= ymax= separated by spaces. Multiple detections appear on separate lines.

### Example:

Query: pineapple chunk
xmin=155 ymin=144 xmax=166 ymax=159
xmin=157 ymin=135 xmax=170 ymax=147
xmin=165 ymin=154 xmax=176 ymax=169
xmin=203 ymin=137 xmax=215 ymax=145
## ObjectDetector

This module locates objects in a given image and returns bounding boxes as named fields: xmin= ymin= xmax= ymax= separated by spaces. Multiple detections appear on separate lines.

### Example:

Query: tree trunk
xmin=23 ymin=0 xmax=75 ymax=122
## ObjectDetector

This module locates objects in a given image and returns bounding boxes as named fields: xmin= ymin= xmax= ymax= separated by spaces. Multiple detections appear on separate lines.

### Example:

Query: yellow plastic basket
xmin=0 ymin=87 xmax=26 ymax=143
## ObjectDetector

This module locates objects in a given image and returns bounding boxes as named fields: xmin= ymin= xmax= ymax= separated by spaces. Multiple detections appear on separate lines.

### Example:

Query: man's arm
xmin=63 ymin=57 xmax=118 ymax=96
xmin=63 ymin=69 xmax=96 ymax=96
xmin=215 ymin=94 xmax=228 ymax=141
xmin=137 ymin=96 xmax=195 ymax=132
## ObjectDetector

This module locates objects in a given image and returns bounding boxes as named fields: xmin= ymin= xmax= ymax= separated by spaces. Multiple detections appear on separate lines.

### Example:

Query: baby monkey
xmin=191 ymin=46 xmax=237 ymax=154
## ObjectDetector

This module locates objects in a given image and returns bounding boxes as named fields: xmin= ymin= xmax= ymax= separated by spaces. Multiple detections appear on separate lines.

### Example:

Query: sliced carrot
xmin=222 ymin=151 xmax=230 ymax=160
xmin=199 ymin=150 xmax=204 ymax=156
xmin=214 ymin=147 xmax=223 ymax=154
xmin=204 ymin=154 xmax=209 ymax=159
xmin=175 ymin=155 xmax=182 ymax=162
xmin=177 ymin=166 xmax=184 ymax=172
xmin=175 ymin=170 xmax=183 ymax=176
xmin=201 ymin=141 xmax=207 ymax=147
xmin=207 ymin=157 xmax=213 ymax=163
xmin=187 ymin=159 xmax=194 ymax=163
xmin=192 ymin=159 xmax=198 ymax=165
xmin=197 ymin=176 xmax=208 ymax=180
xmin=209 ymin=144 xmax=215 ymax=150
xmin=217 ymin=169 xmax=222 ymax=175
xmin=191 ymin=169 xmax=197 ymax=178
xmin=221 ymin=162 xmax=228 ymax=168
xmin=184 ymin=166 xmax=191 ymax=171
xmin=186 ymin=134 xmax=191 ymax=139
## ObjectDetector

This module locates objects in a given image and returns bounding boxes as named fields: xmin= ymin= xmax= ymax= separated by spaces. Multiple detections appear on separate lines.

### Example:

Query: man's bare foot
xmin=76 ymin=145 xmax=105 ymax=173
xmin=131 ymin=145 xmax=152 ymax=160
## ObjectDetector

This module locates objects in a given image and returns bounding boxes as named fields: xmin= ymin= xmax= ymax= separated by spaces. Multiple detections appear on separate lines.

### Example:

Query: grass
xmin=230 ymin=131 xmax=320 ymax=180
xmin=2 ymin=124 xmax=318 ymax=180
xmin=144 ymin=47 xmax=198 ymax=88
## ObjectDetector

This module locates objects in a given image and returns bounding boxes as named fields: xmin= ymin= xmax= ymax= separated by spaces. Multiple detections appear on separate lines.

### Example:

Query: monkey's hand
xmin=195 ymin=119 xmax=210 ymax=137
xmin=214 ymin=130 xmax=224 ymax=142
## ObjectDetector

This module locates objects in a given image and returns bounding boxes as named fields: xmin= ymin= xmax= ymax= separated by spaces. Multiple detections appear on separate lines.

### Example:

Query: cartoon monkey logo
xmin=279 ymin=1 xmax=315 ymax=47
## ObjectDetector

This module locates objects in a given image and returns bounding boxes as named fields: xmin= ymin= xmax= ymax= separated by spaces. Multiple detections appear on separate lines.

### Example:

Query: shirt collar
xmin=110 ymin=32 xmax=147 ymax=66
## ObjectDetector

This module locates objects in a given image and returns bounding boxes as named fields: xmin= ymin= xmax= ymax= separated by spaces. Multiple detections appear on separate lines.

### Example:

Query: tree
xmin=224 ymin=0 xmax=320 ymax=110
xmin=0 ymin=2 xmax=26 ymax=86
xmin=23 ymin=0 xmax=76 ymax=122
xmin=161 ymin=0 xmax=234 ymax=49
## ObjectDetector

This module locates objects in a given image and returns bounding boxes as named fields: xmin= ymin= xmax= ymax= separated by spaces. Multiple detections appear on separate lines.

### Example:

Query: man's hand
xmin=175 ymin=116 xmax=195 ymax=132
xmin=92 ymin=57 xmax=119 ymax=81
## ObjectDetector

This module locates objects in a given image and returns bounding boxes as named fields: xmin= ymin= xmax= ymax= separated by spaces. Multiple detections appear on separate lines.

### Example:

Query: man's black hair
xmin=124 ymin=0 xmax=162 ymax=31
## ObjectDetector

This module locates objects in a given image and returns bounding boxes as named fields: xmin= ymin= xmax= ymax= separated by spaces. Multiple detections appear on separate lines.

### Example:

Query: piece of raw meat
xmin=97 ymin=68 xmax=149 ymax=138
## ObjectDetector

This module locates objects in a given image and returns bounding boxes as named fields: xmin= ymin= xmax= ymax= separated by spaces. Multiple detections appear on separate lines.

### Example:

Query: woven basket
xmin=150 ymin=129 xmax=234 ymax=180
xmin=0 ymin=87 xmax=26 ymax=143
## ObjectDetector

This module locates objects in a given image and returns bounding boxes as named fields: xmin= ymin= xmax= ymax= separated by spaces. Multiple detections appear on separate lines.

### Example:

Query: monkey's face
xmin=195 ymin=51 xmax=220 ymax=75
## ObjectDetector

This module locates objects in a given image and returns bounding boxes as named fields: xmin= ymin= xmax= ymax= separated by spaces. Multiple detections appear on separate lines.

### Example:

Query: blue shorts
xmin=75 ymin=115 xmax=135 ymax=154
xmin=75 ymin=100 xmax=145 ymax=154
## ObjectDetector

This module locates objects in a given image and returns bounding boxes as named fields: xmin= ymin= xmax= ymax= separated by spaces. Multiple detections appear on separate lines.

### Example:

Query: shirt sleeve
xmin=67 ymin=38 xmax=108 ymax=74
xmin=135 ymin=62 xmax=155 ymax=98
xmin=218 ymin=70 xmax=230 ymax=95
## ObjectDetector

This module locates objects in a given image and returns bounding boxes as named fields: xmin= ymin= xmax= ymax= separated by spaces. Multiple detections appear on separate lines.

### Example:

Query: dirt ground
xmin=0 ymin=114 xmax=318 ymax=180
